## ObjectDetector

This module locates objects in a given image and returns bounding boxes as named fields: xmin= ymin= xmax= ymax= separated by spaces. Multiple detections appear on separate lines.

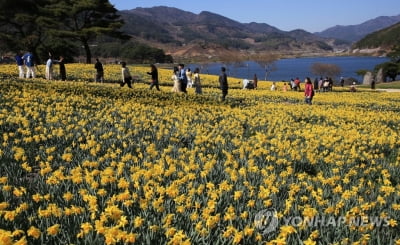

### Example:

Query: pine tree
xmin=47 ymin=0 xmax=128 ymax=63
xmin=0 ymin=0 xmax=128 ymax=63
xmin=0 ymin=0 xmax=52 ymax=61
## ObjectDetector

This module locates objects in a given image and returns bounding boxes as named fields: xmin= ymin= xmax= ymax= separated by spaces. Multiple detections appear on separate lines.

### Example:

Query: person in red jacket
xmin=304 ymin=77 xmax=314 ymax=105
xmin=294 ymin=77 xmax=301 ymax=91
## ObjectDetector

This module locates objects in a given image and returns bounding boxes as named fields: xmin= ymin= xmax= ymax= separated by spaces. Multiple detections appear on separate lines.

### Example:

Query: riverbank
xmin=190 ymin=56 xmax=389 ymax=82
xmin=359 ymin=81 xmax=400 ymax=90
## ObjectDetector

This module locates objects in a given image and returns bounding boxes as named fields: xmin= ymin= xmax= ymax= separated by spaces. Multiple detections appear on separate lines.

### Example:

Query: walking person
xmin=120 ymin=62 xmax=133 ymax=88
xmin=94 ymin=58 xmax=104 ymax=83
xmin=318 ymin=77 xmax=323 ymax=92
xmin=171 ymin=66 xmax=181 ymax=92
xmin=219 ymin=67 xmax=228 ymax=101
xmin=45 ymin=55 xmax=54 ymax=80
xmin=193 ymin=67 xmax=202 ymax=94
xmin=304 ymin=77 xmax=314 ymax=105
xmin=15 ymin=53 xmax=24 ymax=78
xmin=58 ymin=56 xmax=66 ymax=81
xmin=253 ymin=74 xmax=258 ymax=89
xmin=314 ymin=77 xmax=319 ymax=91
xmin=322 ymin=77 xmax=330 ymax=92
xmin=340 ymin=77 xmax=345 ymax=87
xmin=290 ymin=78 xmax=295 ymax=90
xmin=178 ymin=64 xmax=188 ymax=93
xmin=148 ymin=64 xmax=160 ymax=91
xmin=186 ymin=68 xmax=193 ymax=88
xmin=22 ymin=51 xmax=35 ymax=78
xmin=294 ymin=77 xmax=301 ymax=91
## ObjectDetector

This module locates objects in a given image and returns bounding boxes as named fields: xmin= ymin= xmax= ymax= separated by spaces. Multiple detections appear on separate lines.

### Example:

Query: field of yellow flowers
xmin=0 ymin=63 xmax=400 ymax=245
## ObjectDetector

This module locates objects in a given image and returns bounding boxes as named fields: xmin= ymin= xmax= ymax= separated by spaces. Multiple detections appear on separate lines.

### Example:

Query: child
xmin=282 ymin=83 xmax=288 ymax=92
xmin=270 ymin=82 xmax=277 ymax=91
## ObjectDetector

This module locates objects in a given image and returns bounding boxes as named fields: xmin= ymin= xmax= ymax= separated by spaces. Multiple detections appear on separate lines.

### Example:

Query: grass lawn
xmin=359 ymin=80 xmax=400 ymax=89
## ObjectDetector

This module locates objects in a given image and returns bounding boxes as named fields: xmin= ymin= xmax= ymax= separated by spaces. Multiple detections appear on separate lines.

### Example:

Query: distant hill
xmin=353 ymin=21 xmax=400 ymax=51
xmin=315 ymin=15 xmax=400 ymax=42
xmin=118 ymin=6 xmax=338 ymax=60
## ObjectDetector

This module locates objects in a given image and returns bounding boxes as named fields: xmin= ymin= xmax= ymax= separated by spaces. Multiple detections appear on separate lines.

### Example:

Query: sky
xmin=109 ymin=0 xmax=400 ymax=33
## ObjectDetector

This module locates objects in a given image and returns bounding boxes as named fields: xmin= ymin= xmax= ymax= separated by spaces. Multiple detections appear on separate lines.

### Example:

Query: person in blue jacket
xmin=22 ymin=51 xmax=35 ymax=78
xmin=15 ymin=53 xmax=24 ymax=78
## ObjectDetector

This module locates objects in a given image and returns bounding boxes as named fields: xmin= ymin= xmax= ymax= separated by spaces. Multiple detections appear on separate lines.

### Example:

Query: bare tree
xmin=251 ymin=53 xmax=279 ymax=80
xmin=311 ymin=62 xmax=341 ymax=78
xmin=218 ymin=51 xmax=279 ymax=79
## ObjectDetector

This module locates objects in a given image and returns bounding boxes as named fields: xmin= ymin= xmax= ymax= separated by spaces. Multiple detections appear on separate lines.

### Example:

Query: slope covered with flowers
xmin=0 ymin=63 xmax=399 ymax=245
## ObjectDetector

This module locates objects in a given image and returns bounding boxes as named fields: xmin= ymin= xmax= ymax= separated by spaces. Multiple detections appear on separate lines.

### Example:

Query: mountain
xmin=353 ymin=21 xmax=400 ymax=52
xmin=315 ymin=15 xmax=400 ymax=43
xmin=118 ymin=6 xmax=338 ymax=61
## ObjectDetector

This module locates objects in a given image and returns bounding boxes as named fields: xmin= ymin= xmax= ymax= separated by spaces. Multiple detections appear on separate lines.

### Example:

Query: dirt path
xmin=376 ymin=89 xmax=400 ymax=92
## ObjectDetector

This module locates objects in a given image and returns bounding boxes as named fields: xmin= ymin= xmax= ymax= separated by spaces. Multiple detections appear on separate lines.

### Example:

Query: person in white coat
xmin=45 ymin=55 xmax=54 ymax=80
xmin=171 ymin=66 xmax=181 ymax=92
xmin=120 ymin=62 xmax=132 ymax=88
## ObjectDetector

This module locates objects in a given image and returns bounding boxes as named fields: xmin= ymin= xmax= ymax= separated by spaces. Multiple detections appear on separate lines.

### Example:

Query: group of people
xmin=120 ymin=63 xmax=229 ymax=101
xmin=15 ymin=51 xmax=104 ymax=82
xmin=120 ymin=62 xmax=163 ymax=90
xmin=120 ymin=62 xmax=160 ymax=90
xmin=291 ymin=77 xmax=316 ymax=105
xmin=170 ymin=64 xmax=228 ymax=100
xmin=120 ymin=63 xmax=207 ymax=95
xmin=171 ymin=64 xmax=202 ymax=94
xmin=242 ymin=74 xmax=259 ymax=90
xmin=289 ymin=77 xmax=302 ymax=91
xmin=315 ymin=77 xmax=334 ymax=92
xmin=15 ymin=51 xmax=64 ymax=80
xmin=288 ymin=76 xmax=338 ymax=93
xmin=15 ymin=52 xmax=35 ymax=79
xmin=274 ymin=78 xmax=315 ymax=104
xmin=45 ymin=55 xmax=66 ymax=81
xmin=269 ymin=77 xmax=315 ymax=104
xmin=15 ymin=54 xmax=231 ymax=101
xmin=14 ymin=54 xmax=320 ymax=104
xmin=14 ymin=53 xmax=229 ymax=101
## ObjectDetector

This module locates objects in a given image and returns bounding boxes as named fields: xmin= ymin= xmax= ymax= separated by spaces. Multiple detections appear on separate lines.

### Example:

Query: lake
xmin=189 ymin=56 xmax=389 ymax=82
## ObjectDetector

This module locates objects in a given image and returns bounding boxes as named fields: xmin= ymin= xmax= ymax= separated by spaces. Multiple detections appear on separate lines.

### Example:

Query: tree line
xmin=0 ymin=0 xmax=172 ymax=64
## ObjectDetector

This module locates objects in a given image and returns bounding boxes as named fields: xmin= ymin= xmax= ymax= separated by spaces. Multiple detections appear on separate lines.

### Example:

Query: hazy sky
xmin=109 ymin=0 xmax=399 ymax=32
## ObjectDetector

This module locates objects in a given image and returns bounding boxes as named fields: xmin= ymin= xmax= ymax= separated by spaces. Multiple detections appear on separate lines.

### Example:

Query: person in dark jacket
xmin=59 ymin=56 xmax=66 ymax=81
xmin=253 ymin=74 xmax=258 ymax=89
xmin=178 ymin=64 xmax=187 ymax=93
xmin=94 ymin=58 xmax=104 ymax=82
xmin=148 ymin=64 xmax=160 ymax=91
xmin=314 ymin=77 xmax=319 ymax=91
xmin=219 ymin=67 xmax=228 ymax=101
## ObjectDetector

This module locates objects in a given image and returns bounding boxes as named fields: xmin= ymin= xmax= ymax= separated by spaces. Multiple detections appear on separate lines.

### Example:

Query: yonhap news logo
xmin=254 ymin=208 xmax=279 ymax=234
xmin=254 ymin=208 xmax=390 ymax=234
